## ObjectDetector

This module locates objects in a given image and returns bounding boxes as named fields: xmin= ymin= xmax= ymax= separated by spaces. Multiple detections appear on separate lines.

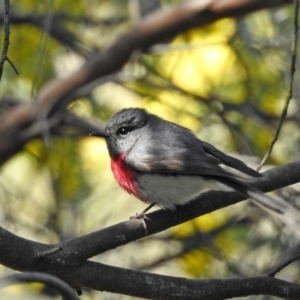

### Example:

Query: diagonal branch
xmin=0 ymin=0 xmax=293 ymax=166
xmin=57 ymin=159 xmax=300 ymax=265
xmin=58 ymin=261 xmax=300 ymax=300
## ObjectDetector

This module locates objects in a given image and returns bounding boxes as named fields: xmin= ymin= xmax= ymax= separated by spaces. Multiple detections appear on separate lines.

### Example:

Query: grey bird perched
xmin=91 ymin=108 xmax=291 ymax=219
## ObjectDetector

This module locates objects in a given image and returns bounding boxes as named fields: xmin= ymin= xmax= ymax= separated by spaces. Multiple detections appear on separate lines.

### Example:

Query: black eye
xmin=117 ymin=127 xmax=130 ymax=135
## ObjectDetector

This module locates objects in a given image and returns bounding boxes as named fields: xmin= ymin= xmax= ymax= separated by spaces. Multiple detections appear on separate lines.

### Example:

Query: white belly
xmin=137 ymin=174 xmax=230 ymax=210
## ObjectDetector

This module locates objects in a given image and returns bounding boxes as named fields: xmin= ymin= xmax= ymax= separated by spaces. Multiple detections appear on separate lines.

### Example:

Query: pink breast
xmin=111 ymin=154 xmax=141 ymax=199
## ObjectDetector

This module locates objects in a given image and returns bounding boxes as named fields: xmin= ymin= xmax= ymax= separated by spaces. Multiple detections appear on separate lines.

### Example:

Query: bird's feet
xmin=130 ymin=212 xmax=149 ymax=234
xmin=130 ymin=202 xmax=156 ymax=220
xmin=130 ymin=212 xmax=147 ymax=220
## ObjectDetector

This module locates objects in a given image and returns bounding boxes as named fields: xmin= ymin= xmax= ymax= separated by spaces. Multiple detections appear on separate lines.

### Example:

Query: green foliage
xmin=1 ymin=1 xmax=300 ymax=299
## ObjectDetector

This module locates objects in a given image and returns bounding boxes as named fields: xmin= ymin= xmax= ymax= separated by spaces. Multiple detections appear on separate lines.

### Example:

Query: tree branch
xmin=257 ymin=0 xmax=299 ymax=170
xmin=0 ymin=0 xmax=17 ymax=80
xmin=268 ymin=252 xmax=300 ymax=277
xmin=57 ymin=159 xmax=300 ymax=264
xmin=39 ymin=261 xmax=300 ymax=300
xmin=0 ymin=0 xmax=293 ymax=166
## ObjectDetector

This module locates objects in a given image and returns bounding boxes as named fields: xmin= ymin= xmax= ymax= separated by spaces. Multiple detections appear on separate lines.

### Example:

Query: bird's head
xmin=90 ymin=108 xmax=150 ymax=157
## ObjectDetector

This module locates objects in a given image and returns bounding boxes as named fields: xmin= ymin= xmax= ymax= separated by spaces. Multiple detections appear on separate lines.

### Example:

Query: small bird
xmin=90 ymin=108 xmax=286 ymax=217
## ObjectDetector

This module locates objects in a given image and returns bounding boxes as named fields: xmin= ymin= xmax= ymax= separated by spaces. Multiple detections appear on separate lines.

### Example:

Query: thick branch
xmin=58 ymin=261 xmax=300 ymax=300
xmin=56 ymin=159 xmax=300 ymax=265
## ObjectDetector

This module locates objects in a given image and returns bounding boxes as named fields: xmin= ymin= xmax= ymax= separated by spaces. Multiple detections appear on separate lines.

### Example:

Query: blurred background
xmin=1 ymin=0 xmax=300 ymax=299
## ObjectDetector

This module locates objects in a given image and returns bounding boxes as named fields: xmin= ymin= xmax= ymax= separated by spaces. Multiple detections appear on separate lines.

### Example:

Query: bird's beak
xmin=89 ymin=131 xmax=109 ymax=138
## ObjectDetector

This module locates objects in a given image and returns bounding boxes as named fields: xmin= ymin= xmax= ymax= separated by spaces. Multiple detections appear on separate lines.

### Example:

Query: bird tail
xmin=246 ymin=188 xmax=286 ymax=214
xmin=246 ymin=188 xmax=300 ymax=229
xmin=217 ymin=176 xmax=300 ymax=229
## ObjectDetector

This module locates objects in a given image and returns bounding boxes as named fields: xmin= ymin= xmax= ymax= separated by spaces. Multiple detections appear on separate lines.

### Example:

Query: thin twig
xmin=0 ymin=0 xmax=10 ymax=79
xmin=6 ymin=56 xmax=18 ymax=74
xmin=32 ymin=0 xmax=54 ymax=148
xmin=35 ymin=246 xmax=62 ymax=258
xmin=268 ymin=252 xmax=300 ymax=277
xmin=0 ymin=0 xmax=18 ymax=80
xmin=257 ymin=0 xmax=299 ymax=171
xmin=31 ymin=0 xmax=54 ymax=98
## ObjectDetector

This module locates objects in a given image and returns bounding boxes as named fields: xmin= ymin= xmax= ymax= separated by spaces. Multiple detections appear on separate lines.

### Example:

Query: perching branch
xmin=59 ymin=263 xmax=300 ymax=300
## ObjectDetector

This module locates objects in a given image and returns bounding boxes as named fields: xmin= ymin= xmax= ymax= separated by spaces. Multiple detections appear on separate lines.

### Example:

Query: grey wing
xmin=125 ymin=150 xmax=235 ymax=179
xmin=125 ymin=147 xmax=228 ymax=176
xmin=201 ymin=141 xmax=262 ymax=178
xmin=124 ymin=118 xmax=297 ymax=219
xmin=125 ymin=126 xmax=257 ymax=179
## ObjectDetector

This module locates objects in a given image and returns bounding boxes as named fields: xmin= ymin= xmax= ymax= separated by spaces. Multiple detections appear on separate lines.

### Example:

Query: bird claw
xmin=130 ymin=212 xmax=142 ymax=220
xmin=130 ymin=212 xmax=149 ymax=220
xmin=130 ymin=212 xmax=149 ymax=234
xmin=130 ymin=203 xmax=156 ymax=220
xmin=129 ymin=203 xmax=156 ymax=234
